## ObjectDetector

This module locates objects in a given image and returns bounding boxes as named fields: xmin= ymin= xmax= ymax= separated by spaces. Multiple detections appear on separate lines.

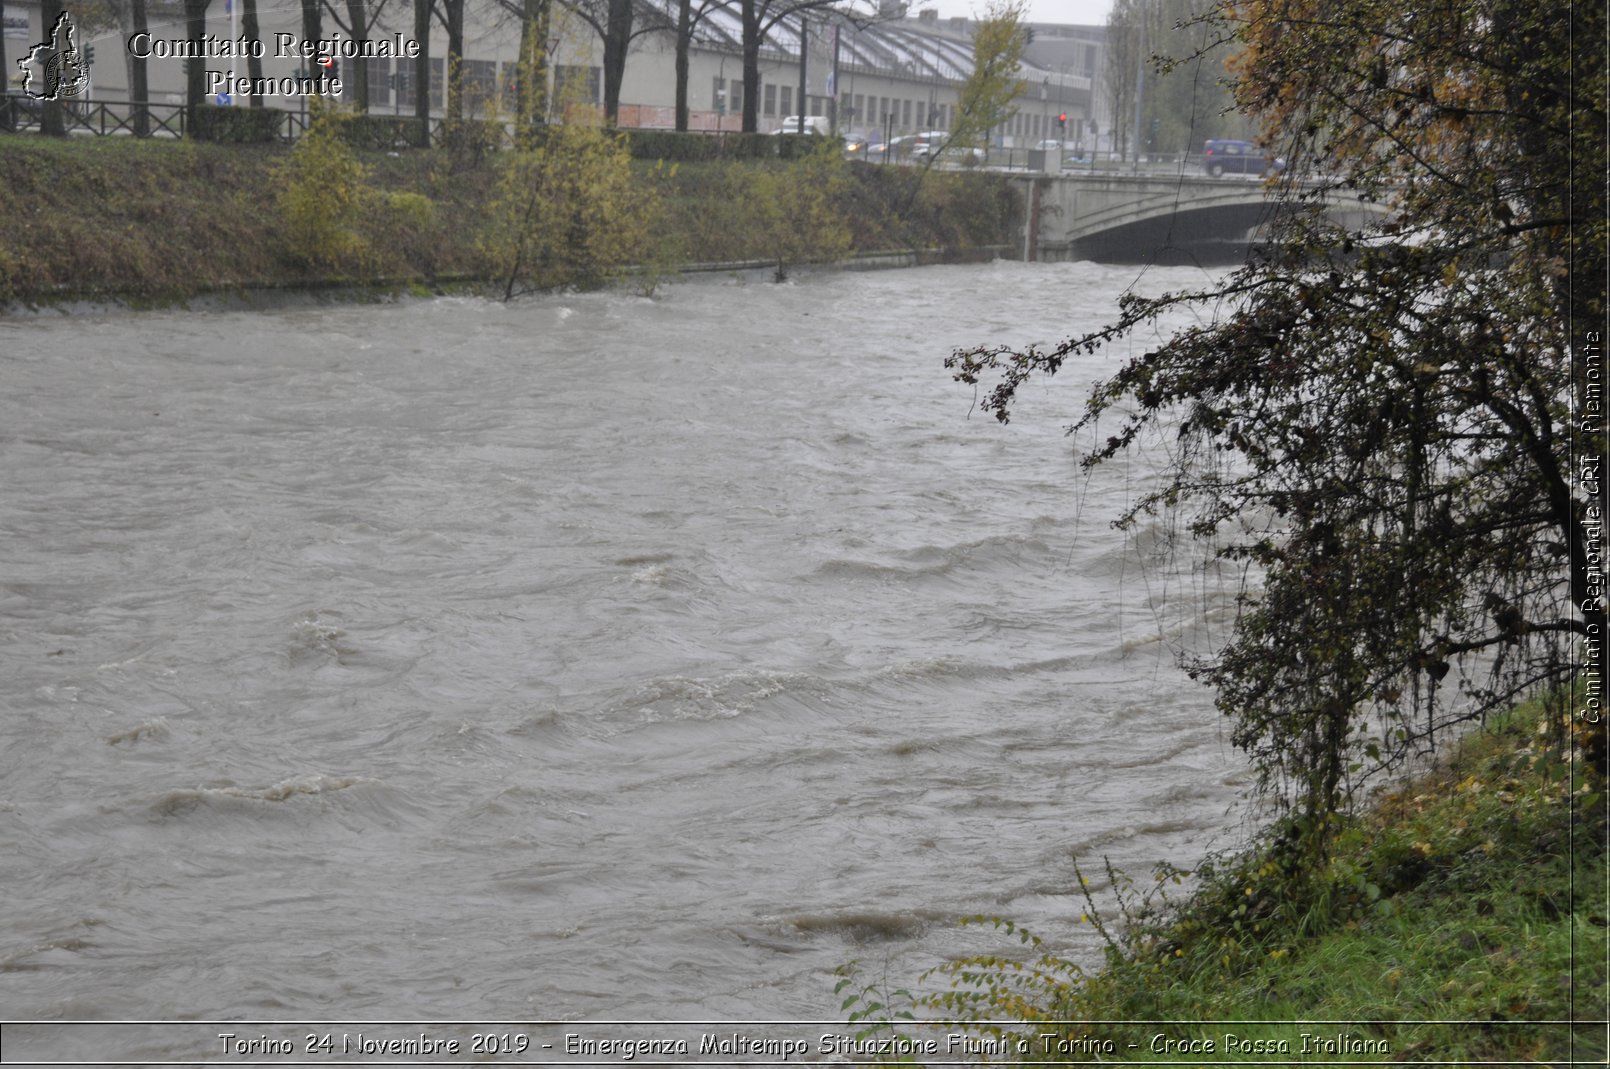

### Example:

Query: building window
xmin=364 ymin=58 xmax=390 ymax=106
xmin=395 ymin=65 xmax=414 ymax=109
xmin=780 ymin=85 xmax=791 ymax=115
xmin=429 ymin=57 xmax=444 ymax=109
xmin=764 ymin=83 xmax=776 ymax=116
xmin=555 ymin=64 xmax=600 ymax=105
xmin=463 ymin=59 xmax=496 ymax=109
xmin=497 ymin=60 xmax=518 ymax=109
xmin=731 ymin=79 xmax=743 ymax=114
xmin=901 ymin=99 xmax=911 ymax=127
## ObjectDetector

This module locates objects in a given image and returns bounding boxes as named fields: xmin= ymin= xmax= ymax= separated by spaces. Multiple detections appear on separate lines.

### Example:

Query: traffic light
xmin=85 ymin=43 xmax=96 ymax=67
xmin=1057 ymin=111 xmax=1067 ymax=132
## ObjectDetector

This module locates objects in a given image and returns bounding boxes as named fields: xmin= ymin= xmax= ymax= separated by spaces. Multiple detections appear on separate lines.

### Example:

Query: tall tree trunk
xmin=40 ymin=0 xmax=65 ymax=135
xmin=300 ymin=0 xmax=321 ymax=64
xmin=739 ymin=0 xmax=759 ymax=132
xmin=183 ymin=0 xmax=209 ymax=131
xmin=344 ymin=0 xmax=369 ymax=110
xmin=1 ymin=0 xmax=13 ymax=132
xmin=413 ymin=0 xmax=430 ymax=141
xmin=600 ymin=0 xmax=631 ymax=125
xmin=516 ymin=0 xmax=549 ymax=135
xmin=443 ymin=0 xmax=463 ymax=120
xmin=673 ymin=0 xmax=690 ymax=131
xmin=129 ymin=0 xmax=150 ymax=133
xmin=242 ymin=0 xmax=263 ymax=107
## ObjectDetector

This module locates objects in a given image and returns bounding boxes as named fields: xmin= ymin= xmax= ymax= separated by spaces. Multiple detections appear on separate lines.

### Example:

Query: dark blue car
xmin=1202 ymin=139 xmax=1286 ymax=177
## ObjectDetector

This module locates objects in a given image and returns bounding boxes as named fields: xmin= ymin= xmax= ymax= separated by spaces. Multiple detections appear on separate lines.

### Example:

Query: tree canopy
xmin=1104 ymin=0 xmax=1251 ymax=159
xmin=950 ymin=0 xmax=1607 ymax=853
xmin=949 ymin=0 xmax=1026 ymax=152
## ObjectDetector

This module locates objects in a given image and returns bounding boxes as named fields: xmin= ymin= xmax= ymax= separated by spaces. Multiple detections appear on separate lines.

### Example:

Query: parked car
xmin=1201 ymin=138 xmax=1286 ymax=177
xmin=1033 ymin=138 xmax=1065 ymax=152
xmin=883 ymin=133 xmax=926 ymax=158
xmin=842 ymin=131 xmax=884 ymax=159
xmin=771 ymin=115 xmax=831 ymax=135
xmin=909 ymin=131 xmax=974 ymax=161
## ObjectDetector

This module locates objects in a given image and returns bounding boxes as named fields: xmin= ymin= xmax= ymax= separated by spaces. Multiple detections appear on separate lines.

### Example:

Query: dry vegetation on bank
xmin=0 ymin=132 xmax=1021 ymax=308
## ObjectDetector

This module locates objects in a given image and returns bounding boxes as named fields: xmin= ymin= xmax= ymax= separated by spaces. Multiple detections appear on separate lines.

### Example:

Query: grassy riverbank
xmin=889 ymin=697 xmax=1606 ymax=1065
xmin=0 ymin=133 xmax=1020 ymax=308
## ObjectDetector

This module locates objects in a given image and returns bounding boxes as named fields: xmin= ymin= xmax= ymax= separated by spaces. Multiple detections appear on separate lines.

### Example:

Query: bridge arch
xmin=1032 ymin=173 xmax=1389 ymax=262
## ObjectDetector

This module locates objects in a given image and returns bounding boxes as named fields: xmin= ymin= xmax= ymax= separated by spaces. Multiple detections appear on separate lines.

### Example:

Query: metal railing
xmin=1 ymin=96 xmax=192 ymax=138
xmin=0 ymin=95 xmax=492 ymax=147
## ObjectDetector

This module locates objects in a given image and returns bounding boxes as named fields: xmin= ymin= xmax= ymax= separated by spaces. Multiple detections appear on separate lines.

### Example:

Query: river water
xmin=0 ymin=261 xmax=1250 ymax=1052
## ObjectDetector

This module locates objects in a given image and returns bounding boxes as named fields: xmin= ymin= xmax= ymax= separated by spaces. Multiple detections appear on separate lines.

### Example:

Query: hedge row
xmin=190 ymin=104 xmax=286 ymax=143
xmin=335 ymin=114 xmax=432 ymax=150
xmin=624 ymin=129 xmax=832 ymax=161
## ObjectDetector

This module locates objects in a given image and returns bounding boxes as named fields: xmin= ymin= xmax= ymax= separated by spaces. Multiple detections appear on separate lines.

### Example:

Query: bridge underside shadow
xmin=1063 ymin=202 xmax=1289 ymax=266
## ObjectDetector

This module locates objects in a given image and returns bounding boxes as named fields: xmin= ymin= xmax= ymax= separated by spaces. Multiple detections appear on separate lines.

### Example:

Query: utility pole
xmin=796 ymin=16 xmax=807 ymax=132
xmin=1131 ymin=16 xmax=1144 ymax=172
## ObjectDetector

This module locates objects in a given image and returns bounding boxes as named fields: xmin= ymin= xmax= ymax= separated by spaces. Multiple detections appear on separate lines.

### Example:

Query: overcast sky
xmin=917 ymin=0 xmax=1114 ymax=28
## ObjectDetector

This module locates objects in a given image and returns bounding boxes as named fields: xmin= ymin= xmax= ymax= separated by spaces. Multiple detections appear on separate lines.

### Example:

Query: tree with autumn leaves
xmin=951 ymin=0 xmax=1606 ymax=859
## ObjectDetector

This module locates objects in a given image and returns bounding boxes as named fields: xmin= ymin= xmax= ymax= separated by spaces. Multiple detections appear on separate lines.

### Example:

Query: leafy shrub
xmin=274 ymin=106 xmax=371 ymax=269
xmin=336 ymin=115 xmax=429 ymax=151
xmin=484 ymin=121 xmax=657 ymax=296
xmin=774 ymin=132 xmax=823 ymax=160
xmin=741 ymin=143 xmax=854 ymax=277
xmin=191 ymin=104 xmax=286 ymax=144
xmin=722 ymin=132 xmax=782 ymax=159
xmin=438 ymin=118 xmax=504 ymax=171
xmin=625 ymin=130 xmax=785 ymax=162
xmin=626 ymin=130 xmax=722 ymax=161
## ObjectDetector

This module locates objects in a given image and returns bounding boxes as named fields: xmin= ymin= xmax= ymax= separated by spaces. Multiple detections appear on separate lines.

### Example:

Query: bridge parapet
xmin=1027 ymin=172 xmax=1390 ymax=261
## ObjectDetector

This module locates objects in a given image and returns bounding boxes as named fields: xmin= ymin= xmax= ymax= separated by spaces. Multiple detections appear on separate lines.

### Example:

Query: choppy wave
xmin=0 ymin=261 xmax=1244 ymax=1031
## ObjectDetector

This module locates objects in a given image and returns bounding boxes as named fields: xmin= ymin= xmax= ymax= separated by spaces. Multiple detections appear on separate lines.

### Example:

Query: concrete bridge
xmin=1020 ymin=171 xmax=1389 ymax=263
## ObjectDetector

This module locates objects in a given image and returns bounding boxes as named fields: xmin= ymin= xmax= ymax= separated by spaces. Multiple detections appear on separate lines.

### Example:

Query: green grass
xmin=909 ymin=698 xmax=1607 ymax=1065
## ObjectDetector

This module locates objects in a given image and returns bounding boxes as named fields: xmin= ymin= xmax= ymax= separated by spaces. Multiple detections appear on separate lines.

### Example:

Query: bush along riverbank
xmin=839 ymin=695 xmax=1606 ymax=1065
xmin=0 ymin=113 xmax=1021 ymax=310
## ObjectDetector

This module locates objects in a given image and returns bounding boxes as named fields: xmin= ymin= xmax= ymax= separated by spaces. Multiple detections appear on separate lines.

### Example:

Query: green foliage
xmin=374 ymin=190 xmax=441 ymax=275
xmin=273 ymin=105 xmax=372 ymax=270
xmin=191 ymin=103 xmax=287 ymax=144
xmin=625 ymin=130 xmax=781 ymax=162
xmin=948 ymin=0 xmax=1026 ymax=155
xmin=723 ymin=132 xmax=786 ymax=160
xmin=1104 ymin=0 xmax=1249 ymax=158
xmin=627 ymin=129 xmax=725 ymax=161
xmin=902 ymin=700 xmax=1604 ymax=1064
xmin=774 ymin=133 xmax=823 ymax=160
xmin=335 ymin=115 xmax=430 ymax=151
xmin=950 ymin=0 xmax=1605 ymax=859
xmin=728 ymin=142 xmax=853 ymax=280
xmin=484 ymin=120 xmax=657 ymax=297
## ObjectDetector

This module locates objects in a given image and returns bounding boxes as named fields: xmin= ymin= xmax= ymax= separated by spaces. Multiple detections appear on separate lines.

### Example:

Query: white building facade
xmin=5 ymin=0 xmax=1103 ymax=145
